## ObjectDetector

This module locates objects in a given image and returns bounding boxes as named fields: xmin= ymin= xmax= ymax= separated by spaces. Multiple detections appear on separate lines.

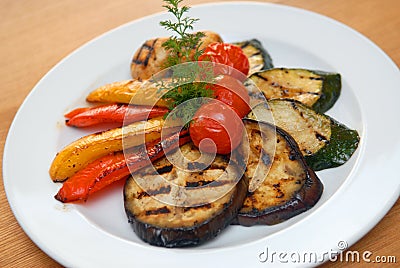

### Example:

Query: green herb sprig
xmin=157 ymin=0 xmax=215 ymax=126
xmin=160 ymin=0 xmax=205 ymax=67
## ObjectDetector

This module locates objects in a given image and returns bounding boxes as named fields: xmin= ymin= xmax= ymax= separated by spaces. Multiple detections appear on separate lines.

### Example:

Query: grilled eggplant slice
xmin=249 ymin=68 xmax=341 ymax=113
xmin=232 ymin=119 xmax=323 ymax=226
xmin=233 ymin=39 xmax=273 ymax=75
xmin=247 ymin=99 xmax=360 ymax=171
xmin=124 ymin=142 xmax=248 ymax=247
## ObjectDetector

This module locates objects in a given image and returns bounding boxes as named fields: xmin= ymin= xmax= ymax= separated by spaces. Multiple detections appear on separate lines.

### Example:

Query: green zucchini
xmin=247 ymin=99 xmax=360 ymax=171
xmin=233 ymin=39 xmax=273 ymax=76
xmin=249 ymin=68 xmax=341 ymax=113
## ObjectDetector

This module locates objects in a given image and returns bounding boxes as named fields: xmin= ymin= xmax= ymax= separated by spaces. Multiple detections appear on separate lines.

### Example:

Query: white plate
xmin=3 ymin=2 xmax=400 ymax=267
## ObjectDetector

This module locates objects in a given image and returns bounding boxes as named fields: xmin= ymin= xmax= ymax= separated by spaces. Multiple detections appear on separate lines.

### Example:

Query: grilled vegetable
xmin=65 ymin=104 xmax=168 ymax=128
xmin=199 ymin=42 xmax=250 ymax=77
xmin=189 ymin=101 xmax=244 ymax=155
xmin=305 ymin=119 xmax=360 ymax=171
xmin=124 ymin=142 xmax=248 ymax=247
xmin=233 ymin=39 xmax=273 ymax=75
xmin=210 ymin=75 xmax=251 ymax=118
xmin=55 ymin=131 xmax=190 ymax=203
xmin=248 ymin=68 xmax=341 ymax=113
xmin=232 ymin=119 xmax=323 ymax=226
xmin=130 ymin=31 xmax=223 ymax=81
xmin=247 ymin=99 xmax=360 ymax=171
xmin=49 ymin=117 xmax=166 ymax=182
xmin=86 ymin=80 xmax=170 ymax=108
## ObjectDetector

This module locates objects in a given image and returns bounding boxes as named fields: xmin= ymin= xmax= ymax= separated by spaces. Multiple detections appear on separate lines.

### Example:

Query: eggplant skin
xmin=232 ymin=119 xmax=323 ymax=226
xmin=124 ymin=141 xmax=250 ymax=247
xmin=124 ymin=176 xmax=248 ymax=247
xmin=233 ymin=170 xmax=323 ymax=226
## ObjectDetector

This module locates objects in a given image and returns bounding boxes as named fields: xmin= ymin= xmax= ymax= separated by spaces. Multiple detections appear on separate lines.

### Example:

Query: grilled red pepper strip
xmin=64 ymin=107 xmax=90 ymax=119
xmin=55 ymin=131 xmax=190 ymax=203
xmin=65 ymin=104 xmax=168 ymax=127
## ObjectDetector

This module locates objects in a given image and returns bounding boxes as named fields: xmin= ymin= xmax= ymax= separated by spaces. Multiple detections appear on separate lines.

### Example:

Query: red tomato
xmin=198 ymin=43 xmax=250 ymax=79
xmin=189 ymin=101 xmax=244 ymax=155
xmin=211 ymin=75 xmax=251 ymax=118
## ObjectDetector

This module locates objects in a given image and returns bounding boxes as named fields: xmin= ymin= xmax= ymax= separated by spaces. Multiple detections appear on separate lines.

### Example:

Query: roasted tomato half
xmin=189 ymin=101 xmax=244 ymax=155
xmin=199 ymin=43 xmax=250 ymax=78
xmin=210 ymin=75 xmax=250 ymax=118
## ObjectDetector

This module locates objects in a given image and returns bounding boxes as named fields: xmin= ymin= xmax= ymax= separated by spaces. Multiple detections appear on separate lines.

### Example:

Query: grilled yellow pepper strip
xmin=49 ymin=117 xmax=165 ymax=182
xmin=86 ymin=80 xmax=170 ymax=108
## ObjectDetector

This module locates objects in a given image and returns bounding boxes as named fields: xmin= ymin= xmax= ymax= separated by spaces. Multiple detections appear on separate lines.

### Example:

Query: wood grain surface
xmin=0 ymin=0 xmax=399 ymax=267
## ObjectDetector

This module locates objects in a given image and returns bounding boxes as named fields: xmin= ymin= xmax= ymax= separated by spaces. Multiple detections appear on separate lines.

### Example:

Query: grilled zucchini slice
xmin=249 ymin=68 xmax=341 ymax=113
xmin=124 ymin=142 xmax=248 ymax=247
xmin=247 ymin=99 xmax=360 ymax=171
xmin=232 ymin=119 xmax=323 ymax=226
xmin=233 ymin=39 xmax=273 ymax=75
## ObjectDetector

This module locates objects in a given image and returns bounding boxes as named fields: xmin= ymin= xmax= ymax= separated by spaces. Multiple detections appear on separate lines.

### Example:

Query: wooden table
xmin=1 ymin=0 xmax=399 ymax=267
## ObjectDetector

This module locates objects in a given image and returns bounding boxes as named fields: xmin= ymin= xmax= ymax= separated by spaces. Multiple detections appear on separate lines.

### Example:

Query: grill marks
xmin=255 ymin=72 xmax=323 ymax=98
xmin=146 ymin=185 xmax=172 ymax=197
xmin=289 ymin=100 xmax=331 ymax=148
xmin=234 ymin=120 xmax=323 ymax=226
xmin=131 ymin=38 xmax=158 ymax=66
xmin=126 ymin=142 xmax=238 ymax=212
xmin=124 ymin=141 xmax=248 ymax=247
xmin=237 ymin=120 xmax=307 ymax=214
xmin=249 ymin=68 xmax=327 ymax=108
xmin=145 ymin=206 xmax=171 ymax=216
xmin=156 ymin=165 xmax=173 ymax=174
xmin=183 ymin=203 xmax=211 ymax=212
xmin=233 ymin=39 xmax=273 ymax=75
xmin=239 ymin=41 xmax=263 ymax=58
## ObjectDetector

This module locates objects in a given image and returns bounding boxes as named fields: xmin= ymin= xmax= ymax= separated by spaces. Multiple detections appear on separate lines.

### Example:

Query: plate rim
xmin=3 ymin=1 xmax=400 ymax=267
